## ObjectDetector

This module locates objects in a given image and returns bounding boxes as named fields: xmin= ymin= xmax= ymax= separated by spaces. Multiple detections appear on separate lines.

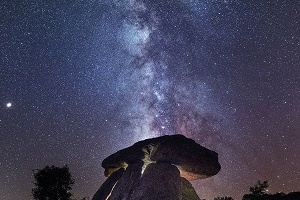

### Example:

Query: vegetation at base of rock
xmin=207 ymin=180 xmax=300 ymax=200
xmin=242 ymin=180 xmax=300 ymax=200
xmin=214 ymin=197 xmax=234 ymax=200
xmin=242 ymin=192 xmax=300 ymax=200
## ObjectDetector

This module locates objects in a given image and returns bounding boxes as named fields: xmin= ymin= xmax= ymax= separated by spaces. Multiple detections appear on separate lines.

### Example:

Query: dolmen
xmin=92 ymin=134 xmax=221 ymax=200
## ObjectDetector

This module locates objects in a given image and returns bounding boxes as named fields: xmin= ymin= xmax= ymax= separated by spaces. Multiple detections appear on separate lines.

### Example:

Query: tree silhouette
xmin=32 ymin=165 xmax=75 ymax=200
xmin=250 ymin=180 xmax=269 ymax=195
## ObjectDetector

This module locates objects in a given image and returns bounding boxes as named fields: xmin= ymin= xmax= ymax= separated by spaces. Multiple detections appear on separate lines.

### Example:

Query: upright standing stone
xmin=92 ymin=168 xmax=125 ymax=200
xmin=108 ymin=162 xmax=143 ymax=200
xmin=181 ymin=177 xmax=201 ymax=200
xmin=130 ymin=162 xmax=182 ymax=200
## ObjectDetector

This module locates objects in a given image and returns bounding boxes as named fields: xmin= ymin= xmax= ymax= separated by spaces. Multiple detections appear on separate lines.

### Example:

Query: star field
xmin=1 ymin=0 xmax=300 ymax=199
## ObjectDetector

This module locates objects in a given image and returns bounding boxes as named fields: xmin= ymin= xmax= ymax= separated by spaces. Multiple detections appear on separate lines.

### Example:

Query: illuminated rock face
xmin=108 ymin=162 xmax=143 ymax=200
xmin=92 ymin=168 xmax=124 ymax=200
xmin=92 ymin=134 xmax=221 ymax=200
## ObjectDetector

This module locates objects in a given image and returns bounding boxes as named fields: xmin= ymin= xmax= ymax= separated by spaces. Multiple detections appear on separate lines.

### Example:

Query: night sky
xmin=1 ymin=0 xmax=300 ymax=199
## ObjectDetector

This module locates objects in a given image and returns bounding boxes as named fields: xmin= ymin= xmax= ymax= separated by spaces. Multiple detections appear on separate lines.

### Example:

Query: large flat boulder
xmin=150 ymin=135 xmax=221 ymax=180
xmin=102 ymin=134 xmax=221 ymax=180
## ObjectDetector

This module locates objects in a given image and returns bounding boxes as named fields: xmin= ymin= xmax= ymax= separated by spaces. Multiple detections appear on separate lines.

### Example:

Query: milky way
xmin=1 ymin=0 xmax=300 ymax=200
xmin=113 ymin=0 xmax=225 ymax=144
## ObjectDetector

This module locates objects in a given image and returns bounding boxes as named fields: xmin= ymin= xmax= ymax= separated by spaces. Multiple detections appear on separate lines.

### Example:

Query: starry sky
xmin=1 ymin=0 xmax=300 ymax=199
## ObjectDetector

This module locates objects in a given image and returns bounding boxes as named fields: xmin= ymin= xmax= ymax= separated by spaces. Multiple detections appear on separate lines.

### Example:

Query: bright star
xmin=6 ymin=102 xmax=12 ymax=108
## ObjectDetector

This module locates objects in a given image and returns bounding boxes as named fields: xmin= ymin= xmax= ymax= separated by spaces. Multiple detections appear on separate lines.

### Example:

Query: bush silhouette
xmin=214 ymin=197 xmax=234 ymax=200
xmin=250 ymin=180 xmax=269 ymax=195
xmin=242 ymin=180 xmax=300 ymax=200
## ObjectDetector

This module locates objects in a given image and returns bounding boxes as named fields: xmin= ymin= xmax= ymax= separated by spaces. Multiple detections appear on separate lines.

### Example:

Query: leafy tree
xmin=214 ymin=197 xmax=234 ymax=200
xmin=249 ymin=180 xmax=269 ymax=195
xmin=32 ymin=165 xmax=75 ymax=200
